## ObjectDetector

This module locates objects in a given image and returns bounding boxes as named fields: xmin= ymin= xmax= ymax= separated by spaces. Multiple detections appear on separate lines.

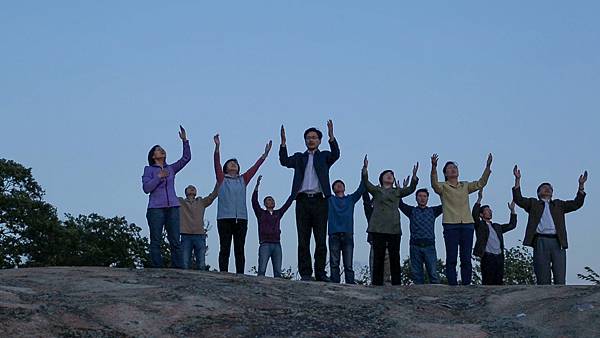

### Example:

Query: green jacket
xmin=362 ymin=168 xmax=418 ymax=235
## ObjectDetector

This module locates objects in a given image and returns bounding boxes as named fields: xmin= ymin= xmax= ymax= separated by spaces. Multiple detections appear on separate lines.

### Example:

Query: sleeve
xmin=430 ymin=168 xmax=443 ymax=196
xmin=279 ymin=145 xmax=296 ymax=168
xmin=501 ymin=213 xmax=517 ymax=233
xmin=251 ymin=189 xmax=262 ymax=217
xmin=397 ymin=177 xmax=418 ymax=197
xmin=512 ymin=187 xmax=533 ymax=212
xmin=326 ymin=138 xmax=340 ymax=167
xmin=277 ymin=195 xmax=296 ymax=216
xmin=214 ymin=150 xmax=225 ymax=184
xmin=142 ymin=166 xmax=162 ymax=194
xmin=242 ymin=156 xmax=266 ymax=185
xmin=433 ymin=205 xmax=443 ymax=218
xmin=467 ymin=167 xmax=491 ymax=193
xmin=349 ymin=181 xmax=366 ymax=204
xmin=362 ymin=190 xmax=374 ymax=222
xmin=472 ymin=202 xmax=482 ymax=225
xmin=170 ymin=140 xmax=191 ymax=174
xmin=562 ymin=191 xmax=586 ymax=214
xmin=202 ymin=182 xmax=220 ymax=207
xmin=362 ymin=168 xmax=378 ymax=194
xmin=398 ymin=199 xmax=414 ymax=217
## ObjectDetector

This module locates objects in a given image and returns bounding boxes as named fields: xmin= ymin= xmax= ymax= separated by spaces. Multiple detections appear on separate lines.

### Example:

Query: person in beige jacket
xmin=431 ymin=153 xmax=492 ymax=285
xmin=178 ymin=183 xmax=219 ymax=270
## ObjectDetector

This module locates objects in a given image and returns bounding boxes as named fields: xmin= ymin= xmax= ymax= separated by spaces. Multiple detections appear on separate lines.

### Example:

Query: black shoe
xmin=300 ymin=275 xmax=314 ymax=281
xmin=315 ymin=275 xmax=330 ymax=283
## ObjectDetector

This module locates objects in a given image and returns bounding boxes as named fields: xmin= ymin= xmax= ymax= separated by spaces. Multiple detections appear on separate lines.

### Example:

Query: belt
xmin=536 ymin=233 xmax=558 ymax=239
xmin=297 ymin=192 xmax=324 ymax=199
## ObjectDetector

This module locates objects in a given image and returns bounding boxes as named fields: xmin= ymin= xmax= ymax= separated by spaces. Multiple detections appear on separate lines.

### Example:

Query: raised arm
xmin=501 ymin=201 xmax=518 ymax=233
xmin=251 ymin=175 xmax=263 ymax=216
xmin=467 ymin=153 xmax=492 ymax=193
xmin=242 ymin=140 xmax=271 ymax=184
xmin=511 ymin=165 xmax=532 ymax=211
xmin=398 ymin=198 xmax=413 ymax=217
xmin=171 ymin=126 xmax=191 ymax=174
xmin=213 ymin=134 xmax=225 ymax=184
xmin=277 ymin=194 xmax=296 ymax=216
xmin=202 ymin=182 xmax=220 ymax=207
xmin=563 ymin=171 xmax=588 ymax=213
xmin=349 ymin=181 xmax=367 ymax=204
xmin=361 ymin=155 xmax=377 ymax=193
xmin=430 ymin=154 xmax=443 ymax=195
xmin=325 ymin=119 xmax=340 ymax=166
xmin=397 ymin=162 xmax=419 ymax=197
xmin=279 ymin=125 xmax=297 ymax=168
xmin=472 ymin=189 xmax=483 ymax=224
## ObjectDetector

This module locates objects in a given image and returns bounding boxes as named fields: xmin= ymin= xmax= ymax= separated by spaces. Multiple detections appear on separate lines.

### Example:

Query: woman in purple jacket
xmin=142 ymin=126 xmax=191 ymax=268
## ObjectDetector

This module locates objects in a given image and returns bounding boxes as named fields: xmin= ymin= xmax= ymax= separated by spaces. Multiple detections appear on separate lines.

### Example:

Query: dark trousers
xmin=146 ymin=207 xmax=183 ymax=268
xmin=217 ymin=218 xmax=248 ymax=274
xmin=371 ymin=233 xmax=401 ymax=286
xmin=329 ymin=232 xmax=355 ymax=284
xmin=481 ymin=252 xmax=504 ymax=285
xmin=295 ymin=195 xmax=328 ymax=279
xmin=533 ymin=236 xmax=566 ymax=285
xmin=443 ymin=225 xmax=474 ymax=285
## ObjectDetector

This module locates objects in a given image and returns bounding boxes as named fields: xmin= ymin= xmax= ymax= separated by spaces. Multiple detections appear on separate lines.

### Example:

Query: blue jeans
xmin=181 ymin=234 xmax=207 ymax=270
xmin=329 ymin=232 xmax=355 ymax=284
xmin=409 ymin=244 xmax=439 ymax=284
xmin=443 ymin=224 xmax=474 ymax=285
xmin=258 ymin=242 xmax=282 ymax=277
xmin=146 ymin=207 xmax=183 ymax=268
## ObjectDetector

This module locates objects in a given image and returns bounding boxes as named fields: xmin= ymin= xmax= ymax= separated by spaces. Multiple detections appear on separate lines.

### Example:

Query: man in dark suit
xmin=512 ymin=165 xmax=587 ymax=285
xmin=279 ymin=120 xmax=340 ymax=281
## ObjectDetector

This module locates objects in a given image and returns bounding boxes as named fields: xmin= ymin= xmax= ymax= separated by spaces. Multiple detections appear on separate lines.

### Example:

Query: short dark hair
xmin=332 ymin=180 xmax=345 ymax=190
xmin=263 ymin=196 xmax=275 ymax=203
xmin=304 ymin=127 xmax=323 ymax=140
xmin=147 ymin=145 xmax=161 ymax=166
xmin=415 ymin=188 xmax=429 ymax=197
xmin=379 ymin=170 xmax=395 ymax=186
xmin=480 ymin=205 xmax=491 ymax=214
xmin=537 ymin=182 xmax=553 ymax=198
xmin=442 ymin=161 xmax=458 ymax=181
xmin=223 ymin=158 xmax=240 ymax=175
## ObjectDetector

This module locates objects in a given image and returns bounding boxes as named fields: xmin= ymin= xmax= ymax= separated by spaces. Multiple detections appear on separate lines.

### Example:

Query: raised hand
xmin=513 ymin=165 xmax=521 ymax=179
xmin=327 ymin=119 xmax=334 ymax=140
xmin=256 ymin=175 xmax=262 ymax=187
xmin=363 ymin=154 xmax=368 ymax=169
xmin=508 ymin=201 xmax=516 ymax=213
xmin=431 ymin=154 xmax=439 ymax=167
xmin=412 ymin=162 xmax=419 ymax=179
xmin=280 ymin=125 xmax=287 ymax=146
xmin=477 ymin=188 xmax=484 ymax=203
xmin=579 ymin=171 xmax=588 ymax=189
xmin=486 ymin=153 xmax=493 ymax=168
xmin=263 ymin=140 xmax=273 ymax=158
xmin=402 ymin=176 xmax=410 ymax=188
xmin=213 ymin=134 xmax=220 ymax=146
xmin=179 ymin=125 xmax=187 ymax=141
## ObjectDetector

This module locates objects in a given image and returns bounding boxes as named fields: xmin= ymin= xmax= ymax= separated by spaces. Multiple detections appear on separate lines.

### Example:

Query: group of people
xmin=141 ymin=122 xmax=588 ymax=286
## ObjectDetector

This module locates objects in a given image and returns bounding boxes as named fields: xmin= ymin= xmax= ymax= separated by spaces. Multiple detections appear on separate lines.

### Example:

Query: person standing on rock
xmin=363 ymin=191 xmax=391 ymax=284
xmin=252 ymin=175 xmax=295 ymax=278
xmin=399 ymin=186 xmax=443 ymax=284
xmin=279 ymin=120 xmax=340 ymax=282
xmin=472 ymin=188 xmax=517 ymax=285
xmin=362 ymin=155 xmax=418 ymax=286
xmin=430 ymin=153 xmax=492 ymax=286
xmin=512 ymin=165 xmax=587 ymax=285
xmin=214 ymin=134 xmax=272 ymax=274
xmin=178 ymin=182 xmax=219 ymax=270
xmin=142 ymin=126 xmax=190 ymax=269
xmin=327 ymin=178 xmax=365 ymax=284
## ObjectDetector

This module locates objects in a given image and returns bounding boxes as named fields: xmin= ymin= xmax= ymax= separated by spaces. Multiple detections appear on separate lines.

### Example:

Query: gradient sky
xmin=1 ymin=2 xmax=598 ymax=283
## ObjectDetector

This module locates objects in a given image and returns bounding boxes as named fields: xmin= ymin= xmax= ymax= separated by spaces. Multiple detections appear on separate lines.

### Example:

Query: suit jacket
xmin=512 ymin=187 xmax=586 ymax=249
xmin=279 ymin=139 xmax=340 ymax=197
xmin=472 ymin=202 xmax=517 ymax=258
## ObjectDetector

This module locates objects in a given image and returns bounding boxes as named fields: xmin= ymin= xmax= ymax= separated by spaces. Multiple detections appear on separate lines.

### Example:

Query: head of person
xmin=148 ymin=145 xmax=166 ymax=165
xmin=332 ymin=180 xmax=346 ymax=195
xmin=379 ymin=170 xmax=395 ymax=187
xmin=304 ymin=127 xmax=323 ymax=151
xmin=263 ymin=196 xmax=276 ymax=209
xmin=479 ymin=205 xmax=493 ymax=220
xmin=537 ymin=182 xmax=554 ymax=200
xmin=443 ymin=161 xmax=459 ymax=181
xmin=184 ymin=185 xmax=197 ymax=199
xmin=415 ymin=188 xmax=429 ymax=207
xmin=223 ymin=158 xmax=240 ymax=176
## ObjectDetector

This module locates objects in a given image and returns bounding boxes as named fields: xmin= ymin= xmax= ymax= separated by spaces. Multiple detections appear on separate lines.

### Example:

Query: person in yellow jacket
xmin=431 ymin=153 xmax=492 ymax=285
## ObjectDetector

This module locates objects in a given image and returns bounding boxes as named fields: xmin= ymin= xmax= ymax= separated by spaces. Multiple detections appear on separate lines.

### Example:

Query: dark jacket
xmin=279 ymin=139 xmax=340 ymax=197
xmin=512 ymin=187 xmax=586 ymax=249
xmin=251 ymin=190 xmax=294 ymax=243
xmin=472 ymin=202 xmax=517 ymax=258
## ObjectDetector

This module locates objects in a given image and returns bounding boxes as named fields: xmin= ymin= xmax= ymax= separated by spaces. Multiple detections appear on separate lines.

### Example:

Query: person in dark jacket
xmin=472 ymin=188 xmax=517 ymax=285
xmin=279 ymin=120 xmax=340 ymax=282
xmin=512 ymin=165 xmax=587 ymax=285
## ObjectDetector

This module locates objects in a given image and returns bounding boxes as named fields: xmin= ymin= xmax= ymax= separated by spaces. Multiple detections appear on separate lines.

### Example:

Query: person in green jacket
xmin=362 ymin=155 xmax=418 ymax=286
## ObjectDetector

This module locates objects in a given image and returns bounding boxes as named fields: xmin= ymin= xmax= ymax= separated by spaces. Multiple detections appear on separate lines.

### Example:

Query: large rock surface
xmin=0 ymin=267 xmax=599 ymax=337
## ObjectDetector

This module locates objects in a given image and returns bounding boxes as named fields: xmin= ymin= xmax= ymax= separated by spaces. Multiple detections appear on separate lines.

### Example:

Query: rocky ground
xmin=0 ymin=267 xmax=599 ymax=337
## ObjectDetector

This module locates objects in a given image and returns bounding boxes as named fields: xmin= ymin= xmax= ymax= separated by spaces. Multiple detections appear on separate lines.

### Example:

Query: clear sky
xmin=1 ymin=2 xmax=598 ymax=283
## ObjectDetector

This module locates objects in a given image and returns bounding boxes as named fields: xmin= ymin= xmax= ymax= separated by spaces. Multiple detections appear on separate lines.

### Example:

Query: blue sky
xmin=1 ymin=2 xmax=598 ymax=283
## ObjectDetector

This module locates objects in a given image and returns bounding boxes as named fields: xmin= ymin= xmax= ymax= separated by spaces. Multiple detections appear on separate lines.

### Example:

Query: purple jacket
xmin=142 ymin=140 xmax=191 ymax=209
xmin=252 ymin=190 xmax=294 ymax=243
